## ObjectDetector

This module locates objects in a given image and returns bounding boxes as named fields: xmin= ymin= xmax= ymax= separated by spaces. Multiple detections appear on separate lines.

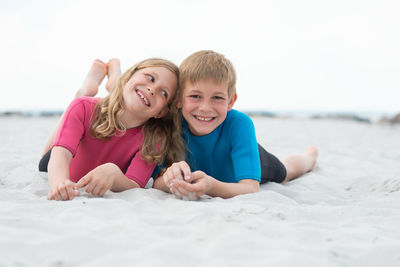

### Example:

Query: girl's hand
xmin=171 ymin=171 xmax=212 ymax=200
xmin=48 ymin=180 xmax=79 ymax=201
xmin=163 ymin=161 xmax=192 ymax=189
xmin=75 ymin=163 xmax=117 ymax=197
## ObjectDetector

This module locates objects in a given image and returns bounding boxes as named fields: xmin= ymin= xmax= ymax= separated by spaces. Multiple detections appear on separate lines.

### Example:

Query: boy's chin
xmin=188 ymin=125 xmax=216 ymax=136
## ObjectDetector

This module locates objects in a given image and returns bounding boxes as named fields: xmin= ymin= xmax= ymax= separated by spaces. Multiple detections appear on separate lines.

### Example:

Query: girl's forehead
xmin=136 ymin=66 xmax=177 ymax=81
xmin=139 ymin=66 xmax=172 ymax=74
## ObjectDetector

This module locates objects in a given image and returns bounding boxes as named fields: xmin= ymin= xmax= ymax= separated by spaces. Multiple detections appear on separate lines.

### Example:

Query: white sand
xmin=1 ymin=116 xmax=399 ymax=267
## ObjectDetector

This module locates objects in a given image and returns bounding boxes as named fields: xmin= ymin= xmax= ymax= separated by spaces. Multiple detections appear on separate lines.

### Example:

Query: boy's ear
xmin=154 ymin=107 xmax=169 ymax=119
xmin=227 ymin=93 xmax=237 ymax=111
xmin=176 ymin=99 xmax=182 ymax=109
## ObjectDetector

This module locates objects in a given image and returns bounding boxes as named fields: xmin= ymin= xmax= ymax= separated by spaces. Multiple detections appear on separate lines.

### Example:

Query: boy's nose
xmin=198 ymin=101 xmax=211 ymax=111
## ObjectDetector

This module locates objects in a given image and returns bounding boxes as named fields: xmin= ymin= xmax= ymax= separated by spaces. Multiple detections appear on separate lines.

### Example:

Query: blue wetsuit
xmin=151 ymin=110 xmax=286 ymax=184
xmin=183 ymin=109 xmax=261 ymax=183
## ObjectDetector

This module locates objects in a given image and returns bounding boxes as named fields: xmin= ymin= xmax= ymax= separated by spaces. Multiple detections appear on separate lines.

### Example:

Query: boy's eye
xmin=213 ymin=96 xmax=225 ymax=100
xmin=146 ymin=74 xmax=154 ymax=82
xmin=189 ymin=95 xmax=200 ymax=99
xmin=161 ymin=90 xmax=168 ymax=98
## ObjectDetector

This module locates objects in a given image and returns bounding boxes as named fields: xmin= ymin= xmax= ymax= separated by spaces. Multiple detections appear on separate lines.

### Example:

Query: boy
xmin=153 ymin=50 xmax=318 ymax=199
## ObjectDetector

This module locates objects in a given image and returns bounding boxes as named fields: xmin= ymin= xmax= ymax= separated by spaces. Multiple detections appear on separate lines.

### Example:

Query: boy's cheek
xmin=176 ymin=99 xmax=183 ymax=108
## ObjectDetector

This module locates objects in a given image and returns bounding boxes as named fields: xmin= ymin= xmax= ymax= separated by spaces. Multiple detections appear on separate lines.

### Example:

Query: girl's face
xmin=122 ymin=66 xmax=177 ymax=123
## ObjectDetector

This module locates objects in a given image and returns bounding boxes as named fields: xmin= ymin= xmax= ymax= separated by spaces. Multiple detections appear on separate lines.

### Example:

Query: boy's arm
xmin=173 ymin=170 xmax=259 ymax=199
xmin=163 ymin=161 xmax=260 ymax=199
xmin=206 ymin=176 xmax=260 ymax=198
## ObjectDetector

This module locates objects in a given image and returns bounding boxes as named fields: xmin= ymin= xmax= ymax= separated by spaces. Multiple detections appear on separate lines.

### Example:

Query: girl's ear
xmin=227 ymin=92 xmax=237 ymax=111
xmin=154 ymin=107 xmax=169 ymax=119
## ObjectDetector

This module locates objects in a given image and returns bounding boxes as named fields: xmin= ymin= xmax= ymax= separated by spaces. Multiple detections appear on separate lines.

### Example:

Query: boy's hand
xmin=75 ymin=163 xmax=117 ymax=197
xmin=171 ymin=171 xmax=212 ymax=200
xmin=48 ymin=180 xmax=79 ymax=201
xmin=163 ymin=161 xmax=192 ymax=189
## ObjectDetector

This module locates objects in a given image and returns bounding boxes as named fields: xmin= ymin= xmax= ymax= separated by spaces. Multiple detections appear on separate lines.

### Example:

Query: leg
xmin=41 ymin=59 xmax=107 ymax=157
xmin=258 ymin=144 xmax=287 ymax=184
xmin=39 ymin=149 xmax=51 ymax=172
xmin=281 ymin=146 xmax=318 ymax=184
xmin=74 ymin=59 xmax=107 ymax=97
xmin=105 ymin=58 xmax=121 ymax=92
xmin=41 ymin=118 xmax=63 ymax=157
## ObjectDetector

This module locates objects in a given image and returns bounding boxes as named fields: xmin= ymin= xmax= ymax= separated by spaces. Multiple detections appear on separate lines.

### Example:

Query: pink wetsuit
xmin=53 ymin=97 xmax=155 ymax=188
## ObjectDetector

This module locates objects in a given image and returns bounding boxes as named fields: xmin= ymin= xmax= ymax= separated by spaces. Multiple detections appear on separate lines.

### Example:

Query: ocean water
xmin=1 ymin=109 xmax=397 ymax=123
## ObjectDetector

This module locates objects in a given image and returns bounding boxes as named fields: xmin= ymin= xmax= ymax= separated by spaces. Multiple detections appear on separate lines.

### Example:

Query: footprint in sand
xmin=346 ymin=176 xmax=400 ymax=197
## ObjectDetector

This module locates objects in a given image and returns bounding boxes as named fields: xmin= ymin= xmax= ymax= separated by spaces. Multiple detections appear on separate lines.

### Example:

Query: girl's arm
xmin=110 ymin=167 xmax=141 ymax=192
xmin=48 ymin=146 xmax=78 ymax=200
xmin=152 ymin=171 xmax=170 ymax=193
xmin=75 ymin=163 xmax=140 ymax=197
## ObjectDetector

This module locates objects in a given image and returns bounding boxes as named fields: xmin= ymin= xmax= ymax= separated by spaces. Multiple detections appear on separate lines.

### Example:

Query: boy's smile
xmin=180 ymin=80 xmax=237 ymax=136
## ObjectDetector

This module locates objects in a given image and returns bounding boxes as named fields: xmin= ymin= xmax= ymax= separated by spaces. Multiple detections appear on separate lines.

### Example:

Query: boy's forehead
xmin=184 ymin=79 xmax=229 ymax=93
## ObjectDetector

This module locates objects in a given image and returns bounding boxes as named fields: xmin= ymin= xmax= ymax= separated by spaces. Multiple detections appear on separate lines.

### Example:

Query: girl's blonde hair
xmin=90 ymin=58 xmax=185 ymax=166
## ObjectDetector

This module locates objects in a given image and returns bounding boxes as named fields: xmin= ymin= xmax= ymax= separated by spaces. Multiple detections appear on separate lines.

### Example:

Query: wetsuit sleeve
xmin=229 ymin=114 xmax=261 ymax=182
xmin=125 ymin=153 xmax=156 ymax=188
xmin=52 ymin=98 xmax=87 ymax=156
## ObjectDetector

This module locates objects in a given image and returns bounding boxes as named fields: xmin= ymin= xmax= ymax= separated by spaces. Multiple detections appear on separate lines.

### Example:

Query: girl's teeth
xmin=137 ymin=91 xmax=149 ymax=106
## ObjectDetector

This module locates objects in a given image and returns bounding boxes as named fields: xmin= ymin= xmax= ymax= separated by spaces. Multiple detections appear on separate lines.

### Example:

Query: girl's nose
xmin=147 ymin=87 xmax=154 ymax=96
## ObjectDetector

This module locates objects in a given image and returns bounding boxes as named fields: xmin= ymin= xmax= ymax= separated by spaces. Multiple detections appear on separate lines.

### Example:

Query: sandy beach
xmin=0 ymin=116 xmax=399 ymax=267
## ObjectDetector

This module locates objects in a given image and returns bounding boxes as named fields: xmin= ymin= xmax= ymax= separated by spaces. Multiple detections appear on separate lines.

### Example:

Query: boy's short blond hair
xmin=179 ymin=50 xmax=237 ymax=99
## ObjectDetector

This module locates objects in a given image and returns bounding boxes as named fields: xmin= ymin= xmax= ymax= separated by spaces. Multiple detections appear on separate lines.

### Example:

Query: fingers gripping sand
xmin=0 ymin=116 xmax=399 ymax=266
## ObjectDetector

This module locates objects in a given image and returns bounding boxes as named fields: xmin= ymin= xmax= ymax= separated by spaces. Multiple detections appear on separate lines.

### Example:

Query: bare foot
xmin=306 ymin=146 xmax=318 ymax=171
xmin=106 ymin=58 xmax=121 ymax=92
xmin=75 ymin=59 xmax=107 ymax=98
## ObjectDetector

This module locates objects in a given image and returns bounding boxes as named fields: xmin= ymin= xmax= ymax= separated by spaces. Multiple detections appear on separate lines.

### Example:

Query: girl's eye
xmin=189 ymin=95 xmax=200 ymax=99
xmin=161 ymin=90 xmax=168 ymax=98
xmin=146 ymin=74 xmax=154 ymax=82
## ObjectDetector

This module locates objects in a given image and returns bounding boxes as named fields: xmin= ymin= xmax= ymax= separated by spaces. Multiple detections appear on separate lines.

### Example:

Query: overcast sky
xmin=1 ymin=0 xmax=399 ymax=114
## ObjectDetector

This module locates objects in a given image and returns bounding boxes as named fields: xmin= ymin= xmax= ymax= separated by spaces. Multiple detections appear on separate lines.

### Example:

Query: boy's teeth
xmin=196 ymin=116 xmax=212 ymax=121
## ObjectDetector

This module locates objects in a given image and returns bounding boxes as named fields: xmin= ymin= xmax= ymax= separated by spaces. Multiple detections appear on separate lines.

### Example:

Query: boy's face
xmin=179 ymin=79 xmax=237 ymax=136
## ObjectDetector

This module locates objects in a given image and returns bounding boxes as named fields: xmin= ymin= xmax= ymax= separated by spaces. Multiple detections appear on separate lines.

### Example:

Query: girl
xmin=40 ymin=58 xmax=184 ymax=201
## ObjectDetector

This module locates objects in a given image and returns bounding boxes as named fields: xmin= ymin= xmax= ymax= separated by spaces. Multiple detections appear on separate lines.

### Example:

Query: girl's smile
xmin=121 ymin=67 xmax=177 ymax=128
xmin=135 ymin=88 xmax=151 ymax=107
